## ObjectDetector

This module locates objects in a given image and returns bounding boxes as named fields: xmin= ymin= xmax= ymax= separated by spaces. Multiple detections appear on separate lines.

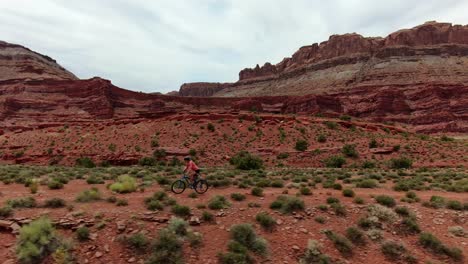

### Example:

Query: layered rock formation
xmin=180 ymin=21 xmax=468 ymax=97
xmin=0 ymin=40 xmax=77 ymax=81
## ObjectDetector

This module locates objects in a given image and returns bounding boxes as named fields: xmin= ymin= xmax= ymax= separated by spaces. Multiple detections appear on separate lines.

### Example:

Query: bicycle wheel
xmin=194 ymin=179 xmax=209 ymax=194
xmin=171 ymin=180 xmax=186 ymax=194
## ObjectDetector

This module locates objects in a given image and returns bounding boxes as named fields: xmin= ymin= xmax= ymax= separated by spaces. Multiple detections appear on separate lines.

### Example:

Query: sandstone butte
xmin=0 ymin=21 xmax=467 ymax=136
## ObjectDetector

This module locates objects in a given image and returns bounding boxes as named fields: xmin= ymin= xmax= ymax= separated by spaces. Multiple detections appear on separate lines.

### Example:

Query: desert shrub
xmin=230 ymin=151 xmax=264 ymax=170
xmin=230 ymin=224 xmax=268 ymax=256
xmin=29 ymin=181 xmax=38 ymax=194
xmin=419 ymin=232 xmax=463 ymax=260
xmin=331 ymin=203 xmax=347 ymax=216
xmin=342 ymin=144 xmax=358 ymax=158
xmin=16 ymin=217 xmax=58 ymax=264
xmin=147 ymin=228 xmax=183 ymax=264
xmin=345 ymin=227 xmax=366 ymax=245
xmin=152 ymin=149 xmax=167 ymax=159
xmin=369 ymin=138 xmax=378 ymax=148
xmin=201 ymin=211 xmax=214 ymax=222
xmin=76 ymin=226 xmax=89 ymax=241
xmin=367 ymin=204 xmax=398 ymax=223
xmin=75 ymin=157 xmax=95 ymax=168
xmin=389 ymin=157 xmax=412 ymax=169
xmin=277 ymin=152 xmax=289 ymax=159
xmin=375 ymin=195 xmax=396 ymax=207
xmin=295 ymin=140 xmax=309 ymax=151
xmin=0 ymin=205 xmax=13 ymax=217
xmin=448 ymin=226 xmax=465 ymax=237
xmin=356 ymin=179 xmax=377 ymax=188
xmin=171 ymin=204 xmax=191 ymax=217
xmin=207 ymin=123 xmax=215 ymax=132
xmin=446 ymin=200 xmax=463 ymax=211
xmin=8 ymin=197 xmax=36 ymax=208
xmin=116 ymin=199 xmax=128 ymax=206
xmin=299 ymin=239 xmax=331 ymax=264
xmin=270 ymin=195 xmax=304 ymax=214
xmin=208 ymin=195 xmax=231 ymax=210
xmin=342 ymin=189 xmax=355 ymax=197
xmin=400 ymin=217 xmax=421 ymax=234
xmin=314 ymin=216 xmax=326 ymax=224
xmin=231 ymin=193 xmax=246 ymax=201
xmin=323 ymin=155 xmax=346 ymax=168
xmin=139 ymin=157 xmax=156 ymax=166
xmin=394 ymin=206 xmax=410 ymax=216
xmin=381 ymin=240 xmax=407 ymax=260
xmin=251 ymin=187 xmax=264 ymax=197
xmin=317 ymin=134 xmax=327 ymax=143
xmin=75 ymin=188 xmax=101 ymax=202
xmin=86 ymin=175 xmax=104 ymax=184
xmin=255 ymin=212 xmax=276 ymax=232
xmin=424 ymin=195 xmax=446 ymax=209
xmin=109 ymin=175 xmax=137 ymax=193
xmin=44 ymin=198 xmax=66 ymax=208
xmin=126 ymin=233 xmax=149 ymax=251
xmin=168 ymin=217 xmax=189 ymax=236
xmin=324 ymin=230 xmax=353 ymax=256
xmin=326 ymin=197 xmax=340 ymax=204
xmin=271 ymin=180 xmax=284 ymax=188
xmin=354 ymin=197 xmax=365 ymax=204
xmin=323 ymin=121 xmax=337 ymax=129
xmin=300 ymin=187 xmax=312 ymax=195
xmin=361 ymin=160 xmax=376 ymax=169
xmin=47 ymin=180 xmax=63 ymax=190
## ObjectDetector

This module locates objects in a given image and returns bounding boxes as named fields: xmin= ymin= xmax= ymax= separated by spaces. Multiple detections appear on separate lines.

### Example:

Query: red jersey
xmin=185 ymin=160 xmax=199 ymax=171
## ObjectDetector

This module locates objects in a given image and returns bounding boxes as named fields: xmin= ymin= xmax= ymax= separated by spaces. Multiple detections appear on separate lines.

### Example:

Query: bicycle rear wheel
xmin=194 ymin=179 xmax=209 ymax=194
xmin=171 ymin=180 xmax=186 ymax=194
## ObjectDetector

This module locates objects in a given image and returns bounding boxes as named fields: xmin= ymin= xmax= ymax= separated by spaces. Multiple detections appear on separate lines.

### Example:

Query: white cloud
xmin=0 ymin=0 xmax=467 ymax=92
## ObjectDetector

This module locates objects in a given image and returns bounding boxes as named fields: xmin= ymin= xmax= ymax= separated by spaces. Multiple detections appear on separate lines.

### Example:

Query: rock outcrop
xmin=179 ymin=21 xmax=468 ymax=97
xmin=0 ymin=40 xmax=77 ymax=81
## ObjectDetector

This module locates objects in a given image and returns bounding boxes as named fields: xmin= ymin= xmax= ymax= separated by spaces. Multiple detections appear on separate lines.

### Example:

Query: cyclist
xmin=183 ymin=156 xmax=200 ymax=184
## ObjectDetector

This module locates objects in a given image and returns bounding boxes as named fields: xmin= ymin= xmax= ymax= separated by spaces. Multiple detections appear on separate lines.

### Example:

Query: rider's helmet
xmin=184 ymin=156 xmax=191 ymax=161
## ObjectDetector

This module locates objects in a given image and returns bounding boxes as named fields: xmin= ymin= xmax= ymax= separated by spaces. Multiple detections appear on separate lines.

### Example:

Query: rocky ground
xmin=0 ymin=166 xmax=466 ymax=264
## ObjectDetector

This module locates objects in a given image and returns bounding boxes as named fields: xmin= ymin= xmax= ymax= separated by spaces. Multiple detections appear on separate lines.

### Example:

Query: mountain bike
xmin=171 ymin=174 xmax=209 ymax=194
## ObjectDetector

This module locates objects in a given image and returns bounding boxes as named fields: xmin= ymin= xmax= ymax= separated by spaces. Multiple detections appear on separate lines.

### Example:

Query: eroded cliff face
xmin=0 ymin=41 xmax=77 ymax=81
xmin=179 ymin=22 xmax=468 ymax=97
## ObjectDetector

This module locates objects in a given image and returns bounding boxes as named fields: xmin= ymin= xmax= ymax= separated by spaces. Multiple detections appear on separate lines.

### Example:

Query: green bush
xmin=207 ymin=123 xmax=215 ymax=132
xmin=75 ymin=157 xmax=96 ymax=168
xmin=44 ymin=198 xmax=66 ymax=208
xmin=75 ymin=188 xmax=101 ymax=202
xmin=342 ymin=189 xmax=355 ymax=197
xmin=446 ymin=200 xmax=463 ymax=211
xmin=152 ymin=149 xmax=167 ymax=160
xmin=116 ymin=199 xmax=128 ymax=206
xmin=424 ymin=195 xmax=446 ymax=209
xmin=331 ymin=203 xmax=347 ymax=216
xmin=317 ymin=134 xmax=327 ymax=143
xmin=201 ymin=211 xmax=214 ymax=222
xmin=324 ymin=121 xmax=338 ymax=129
xmin=86 ymin=175 xmax=104 ymax=184
xmin=381 ymin=240 xmax=407 ymax=260
xmin=295 ymin=140 xmax=309 ymax=151
xmin=324 ymin=230 xmax=353 ymax=256
xmin=147 ymin=229 xmax=183 ymax=264
xmin=271 ymin=180 xmax=284 ymax=188
xmin=300 ymin=187 xmax=312 ymax=195
xmin=126 ymin=233 xmax=149 ymax=251
xmin=8 ymin=197 xmax=36 ymax=208
xmin=400 ymin=217 xmax=421 ymax=234
xmin=230 ymin=224 xmax=268 ymax=256
xmin=418 ymin=232 xmax=462 ymax=260
xmin=139 ymin=157 xmax=156 ymax=166
xmin=342 ymin=144 xmax=358 ymax=158
xmin=375 ymin=195 xmax=396 ymax=207
xmin=270 ymin=195 xmax=304 ymax=214
xmin=389 ymin=157 xmax=412 ymax=169
xmin=356 ymin=179 xmax=377 ymax=188
xmin=323 ymin=155 xmax=346 ymax=168
xmin=300 ymin=239 xmax=332 ymax=264
xmin=171 ymin=204 xmax=191 ymax=217
xmin=345 ymin=227 xmax=366 ymax=245
xmin=168 ymin=217 xmax=189 ymax=236
xmin=326 ymin=197 xmax=340 ymax=204
xmin=369 ymin=138 xmax=378 ymax=148
xmin=251 ymin=187 xmax=264 ymax=197
xmin=361 ymin=160 xmax=376 ymax=168
xmin=231 ymin=193 xmax=246 ymax=201
xmin=47 ymin=180 xmax=63 ymax=190
xmin=0 ymin=205 xmax=13 ymax=217
xmin=76 ymin=226 xmax=89 ymax=241
xmin=277 ymin=152 xmax=289 ymax=159
xmin=354 ymin=197 xmax=365 ymax=204
xmin=255 ymin=212 xmax=276 ymax=232
xmin=208 ymin=195 xmax=231 ymax=210
xmin=16 ymin=217 xmax=58 ymax=264
xmin=109 ymin=175 xmax=137 ymax=193
xmin=230 ymin=151 xmax=264 ymax=170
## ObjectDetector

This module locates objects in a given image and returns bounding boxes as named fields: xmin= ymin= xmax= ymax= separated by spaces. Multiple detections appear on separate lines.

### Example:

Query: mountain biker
xmin=183 ymin=156 xmax=200 ymax=183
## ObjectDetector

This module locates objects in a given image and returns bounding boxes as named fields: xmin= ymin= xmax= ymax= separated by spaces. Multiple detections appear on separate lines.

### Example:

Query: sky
xmin=1 ymin=0 xmax=467 ymax=93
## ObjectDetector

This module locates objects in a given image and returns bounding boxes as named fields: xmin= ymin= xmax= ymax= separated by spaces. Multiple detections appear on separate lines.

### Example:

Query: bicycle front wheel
xmin=171 ymin=180 xmax=186 ymax=194
xmin=194 ymin=179 xmax=209 ymax=194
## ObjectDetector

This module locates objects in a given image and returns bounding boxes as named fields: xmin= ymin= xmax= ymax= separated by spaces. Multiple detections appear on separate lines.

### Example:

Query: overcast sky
xmin=1 ymin=0 xmax=467 ymax=93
